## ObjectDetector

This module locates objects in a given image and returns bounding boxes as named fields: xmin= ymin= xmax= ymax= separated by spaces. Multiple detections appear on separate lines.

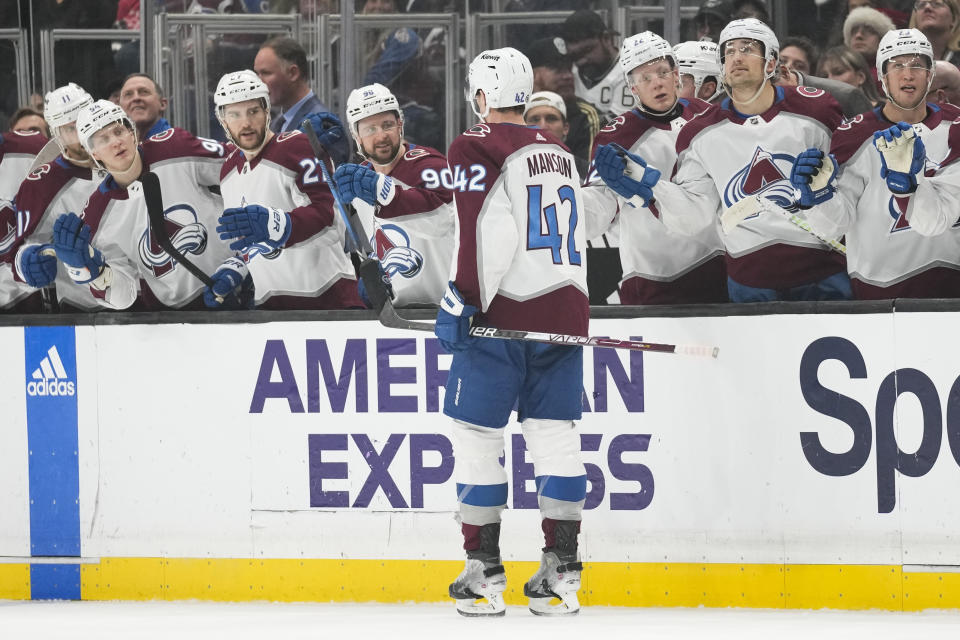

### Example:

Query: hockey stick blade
xmin=753 ymin=197 xmax=847 ymax=255
xmin=721 ymin=195 xmax=763 ymax=234
xmin=140 ymin=171 xmax=216 ymax=288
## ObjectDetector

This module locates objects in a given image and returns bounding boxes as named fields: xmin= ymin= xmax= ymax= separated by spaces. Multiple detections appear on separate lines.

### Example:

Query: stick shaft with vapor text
xmin=300 ymin=120 xmax=719 ymax=358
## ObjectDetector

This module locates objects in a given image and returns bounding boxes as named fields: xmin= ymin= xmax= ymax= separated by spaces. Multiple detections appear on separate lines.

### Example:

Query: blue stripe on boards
xmin=535 ymin=475 xmax=587 ymax=502
xmin=24 ymin=326 xmax=81 ymax=600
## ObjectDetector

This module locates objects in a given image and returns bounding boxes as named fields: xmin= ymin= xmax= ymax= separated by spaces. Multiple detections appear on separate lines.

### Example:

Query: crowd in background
xmin=2 ymin=0 xmax=960 ymax=313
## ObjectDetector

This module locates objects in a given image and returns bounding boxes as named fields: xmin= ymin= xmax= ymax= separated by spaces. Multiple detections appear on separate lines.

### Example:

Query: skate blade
xmin=527 ymin=593 xmax=580 ymax=616
xmin=455 ymin=594 xmax=506 ymax=617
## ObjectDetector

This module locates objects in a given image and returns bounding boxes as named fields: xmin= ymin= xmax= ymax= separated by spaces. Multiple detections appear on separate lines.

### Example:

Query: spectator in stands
xmin=10 ymin=108 xmax=50 ymax=137
xmin=560 ymin=10 xmax=635 ymax=118
xmin=926 ymin=58 xmax=960 ymax=101
xmin=780 ymin=37 xmax=819 ymax=76
xmin=254 ymin=36 xmax=329 ymax=134
xmin=358 ymin=0 xmax=423 ymax=90
xmin=119 ymin=73 xmax=170 ymax=140
xmin=695 ymin=0 xmax=734 ymax=41
xmin=733 ymin=0 xmax=771 ymax=23
xmin=817 ymin=45 xmax=882 ymax=104
xmin=526 ymin=38 xmax=602 ymax=178
xmin=843 ymin=6 xmax=895 ymax=81
xmin=910 ymin=0 xmax=960 ymax=64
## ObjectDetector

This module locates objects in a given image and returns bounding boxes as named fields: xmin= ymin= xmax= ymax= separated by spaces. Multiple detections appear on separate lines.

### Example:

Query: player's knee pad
xmin=451 ymin=419 xmax=508 ymax=525
xmin=521 ymin=418 xmax=585 ymax=478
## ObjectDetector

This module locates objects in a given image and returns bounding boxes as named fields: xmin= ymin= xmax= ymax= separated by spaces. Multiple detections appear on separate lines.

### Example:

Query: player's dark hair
xmin=261 ymin=36 xmax=309 ymax=82
xmin=493 ymin=105 xmax=526 ymax=116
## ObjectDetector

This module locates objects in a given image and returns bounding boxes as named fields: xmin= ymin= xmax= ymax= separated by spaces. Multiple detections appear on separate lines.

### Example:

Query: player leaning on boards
xmin=814 ymin=29 xmax=960 ymax=299
xmin=585 ymin=31 xmax=727 ymax=305
xmin=436 ymin=47 xmax=587 ymax=617
xmin=47 ymin=100 xmax=233 ymax=310
xmin=333 ymin=83 xmax=454 ymax=308
xmin=213 ymin=70 xmax=362 ymax=310
xmin=5 ymin=84 xmax=103 ymax=312
xmin=598 ymin=18 xmax=850 ymax=303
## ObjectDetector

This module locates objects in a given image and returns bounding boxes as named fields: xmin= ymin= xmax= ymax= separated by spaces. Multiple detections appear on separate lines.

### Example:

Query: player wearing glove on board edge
xmin=439 ymin=47 xmax=588 ymax=618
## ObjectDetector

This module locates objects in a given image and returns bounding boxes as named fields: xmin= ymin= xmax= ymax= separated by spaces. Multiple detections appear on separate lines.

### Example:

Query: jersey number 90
xmin=526 ymin=184 xmax=581 ymax=266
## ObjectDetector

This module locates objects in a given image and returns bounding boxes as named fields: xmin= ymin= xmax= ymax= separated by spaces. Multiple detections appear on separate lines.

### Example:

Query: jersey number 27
xmin=526 ymin=184 xmax=581 ymax=266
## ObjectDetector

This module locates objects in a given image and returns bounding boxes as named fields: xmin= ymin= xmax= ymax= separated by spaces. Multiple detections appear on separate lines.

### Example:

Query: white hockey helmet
xmin=465 ymin=47 xmax=533 ymax=120
xmin=346 ymin=83 xmax=403 ymax=150
xmin=876 ymin=29 xmax=935 ymax=100
xmin=674 ymin=41 xmax=723 ymax=99
xmin=619 ymin=31 xmax=676 ymax=85
xmin=214 ymin=69 xmax=271 ymax=111
xmin=76 ymin=99 xmax=136 ymax=155
xmin=717 ymin=18 xmax=780 ymax=80
xmin=44 ymin=83 xmax=94 ymax=130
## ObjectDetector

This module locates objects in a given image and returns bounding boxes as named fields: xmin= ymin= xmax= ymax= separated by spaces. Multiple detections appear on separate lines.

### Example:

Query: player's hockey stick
xmin=301 ymin=121 xmax=718 ymax=358
xmin=141 ymin=170 xmax=238 ymax=306
xmin=720 ymin=194 xmax=847 ymax=255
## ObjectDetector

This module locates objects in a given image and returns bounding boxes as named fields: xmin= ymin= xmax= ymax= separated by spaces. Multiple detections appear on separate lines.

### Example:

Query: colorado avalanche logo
xmin=138 ymin=203 xmax=208 ymax=277
xmin=0 ymin=204 xmax=18 ymax=256
xmin=886 ymin=163 xmax=944 ymax=233
xmin=723 ymin=146 xmax=798 ymax=215
xmin=373 ymin=224 xmax=423 ymax=279
xmin=244 ymin=242 xmax=282 ymax=260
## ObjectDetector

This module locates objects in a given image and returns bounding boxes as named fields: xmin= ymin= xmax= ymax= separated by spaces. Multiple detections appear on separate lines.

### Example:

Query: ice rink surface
xmin=2 ymin=600 xmax=960 ymax=640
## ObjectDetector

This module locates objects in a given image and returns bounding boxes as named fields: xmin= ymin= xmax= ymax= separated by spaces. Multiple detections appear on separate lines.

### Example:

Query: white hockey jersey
xmin=655 ymin=86 xmax=847 ymax=290
xmin=825 ymin=103 xmax=960 ymax=298
xmin=351 ymin=144 xmax=454 ymax=307
xmin=582 ymin=99 xmax=727 ymax=304
xmin=82 ymin=128 xmax=233 ymax=310
xmin=8 ymin=156 xmax=103 ymax=311
xmin=574 ymin=59 xmax=635 ymax=120
xmin=447 ymin=122 xmax=588 ymax=335
xmin=220 ymin=130 xmax=360 ymax=309
xmin=0 ymin=130 xmax=47 ymax=310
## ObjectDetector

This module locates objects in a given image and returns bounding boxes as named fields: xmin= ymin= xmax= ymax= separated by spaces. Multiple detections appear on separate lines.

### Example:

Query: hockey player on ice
xmin=0 ymin=127 xmax=46 ymax=311
xmin=214 ymin=70 xmax=362 ymax=310
xmin=51 ymin=99 xmax=234 ymax=310
xmin=8 ymin=83 xmax=104 ymax=312
xmin=436 ymin=47 xmax=587 ymax=617
xmin=596 ymin=18 xmax=852 ymax=303
xmin=584 ymin=32 xmax=727 ymax=305
xmin=818 ymin=28 xmax=960 ymax=299
xmin=333 ymin=82 xmax=454 ymax=308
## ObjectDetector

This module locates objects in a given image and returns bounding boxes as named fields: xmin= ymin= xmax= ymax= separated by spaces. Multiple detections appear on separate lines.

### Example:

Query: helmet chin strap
xmin=723 ymin=55 xmax=776 ymax=110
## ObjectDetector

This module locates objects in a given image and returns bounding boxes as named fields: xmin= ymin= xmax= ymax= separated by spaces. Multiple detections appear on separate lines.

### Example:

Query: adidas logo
xmin=26 ymin=345 xmax=75 ymax=397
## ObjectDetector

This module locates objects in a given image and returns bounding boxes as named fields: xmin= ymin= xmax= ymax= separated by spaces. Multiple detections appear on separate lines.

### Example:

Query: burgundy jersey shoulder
xmin=931 ymin=102 xmax=960 ymax=166
xmin=141 ymin=127 xmax=229 ymax=166
xmin=260 ymin=129 xmax=315 ymax=172
xmin=15 ymin=158 xmax=93 ymax=223
xmin=830 ymin=108 xmax=885 ymax=164
xmin=82 ymin=177 xmax=128 ymax=236
xmin=449 ymin=122 xmax=569 ymax=167
xmin=0 ymin=129 xmax=48 ymax=159
xmin=675 ymin=106 xmax=730 ymax=155
xmin=593 ymin=111 xmax=661 ymax=150
xmin=780 ymin=85 xmax=845 ymax=131
xmin=390 ymin=144 xmax=448 ymax=184
xmin=221 ymin=145 xmax=246 ymax=179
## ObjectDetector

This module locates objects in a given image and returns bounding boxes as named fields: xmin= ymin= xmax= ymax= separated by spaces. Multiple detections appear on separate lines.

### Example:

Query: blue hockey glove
xmin=357 ymin=259 xmax=395 ymax=309
xmin=203 ymin=256 xmax=252 ymax=308
xmin=217 ymin=204 xmax=291 ymax=252
xmin=434 ymin=281 xmax=477 ymax=353
xmin=299 ymin=111 xmax=350 ymax=165
xmin=16 ymin=244 xmax=58 ymax=288
xmin=593 ymin=142 xmax=660 ymax=207
xmin=333 ymin=163 xmax=397 ymax=206
xmin=52 ymin=212 xmax=106 ymax=284
xmin=790 ymin=148 xmax=838 ymax=209
xmin=873 ymin=122 xmax=926 ymax=195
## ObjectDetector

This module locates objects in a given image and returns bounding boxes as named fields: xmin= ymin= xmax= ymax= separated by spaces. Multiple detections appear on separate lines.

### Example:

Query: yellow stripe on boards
xmin=2 ymin=559 xmax=958 ymax=611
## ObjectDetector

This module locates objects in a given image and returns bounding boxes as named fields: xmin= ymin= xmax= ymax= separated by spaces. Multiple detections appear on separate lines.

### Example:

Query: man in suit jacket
xmin=254 ymin=36 xmax=350 ymax=162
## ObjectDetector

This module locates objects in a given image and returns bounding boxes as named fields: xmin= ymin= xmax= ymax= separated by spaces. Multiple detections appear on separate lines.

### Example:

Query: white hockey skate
xmin=449 ymin=557 xmax=507 ymax=617
xmin=523 ymin=550 xmax=582 ymax=616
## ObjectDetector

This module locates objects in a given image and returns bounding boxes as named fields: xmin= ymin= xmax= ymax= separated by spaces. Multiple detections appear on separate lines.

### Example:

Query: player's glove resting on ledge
xmin=203 ymin=256 xmax=254 ymax=309
xmin=594 ymin=142 xmax=660 ymax=208
xmin=16 ymin=244 xmax=58 ymax=288
xmin=53 ymin=212 xmax=107 ymax=284
xmin=333 ymin=163 xmax=397 ymax=207
xmin=790 ymin=148 xmax=838 ymax=209
xmin=217 ymin=204 xmax=291 ymax=252
xmin=874 ymin=122 xmax=926 ymax=195
xmin=435 ymin=281 xmax=477 ymax=353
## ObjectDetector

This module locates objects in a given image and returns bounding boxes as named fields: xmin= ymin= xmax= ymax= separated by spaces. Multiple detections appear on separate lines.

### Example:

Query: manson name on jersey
xmin=527 ymin=151 xmax=573 ymax=179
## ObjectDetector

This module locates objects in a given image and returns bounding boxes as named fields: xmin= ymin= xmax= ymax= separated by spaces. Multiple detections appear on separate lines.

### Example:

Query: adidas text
xmin=27 ymin=379 xmax=75 ymax=397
